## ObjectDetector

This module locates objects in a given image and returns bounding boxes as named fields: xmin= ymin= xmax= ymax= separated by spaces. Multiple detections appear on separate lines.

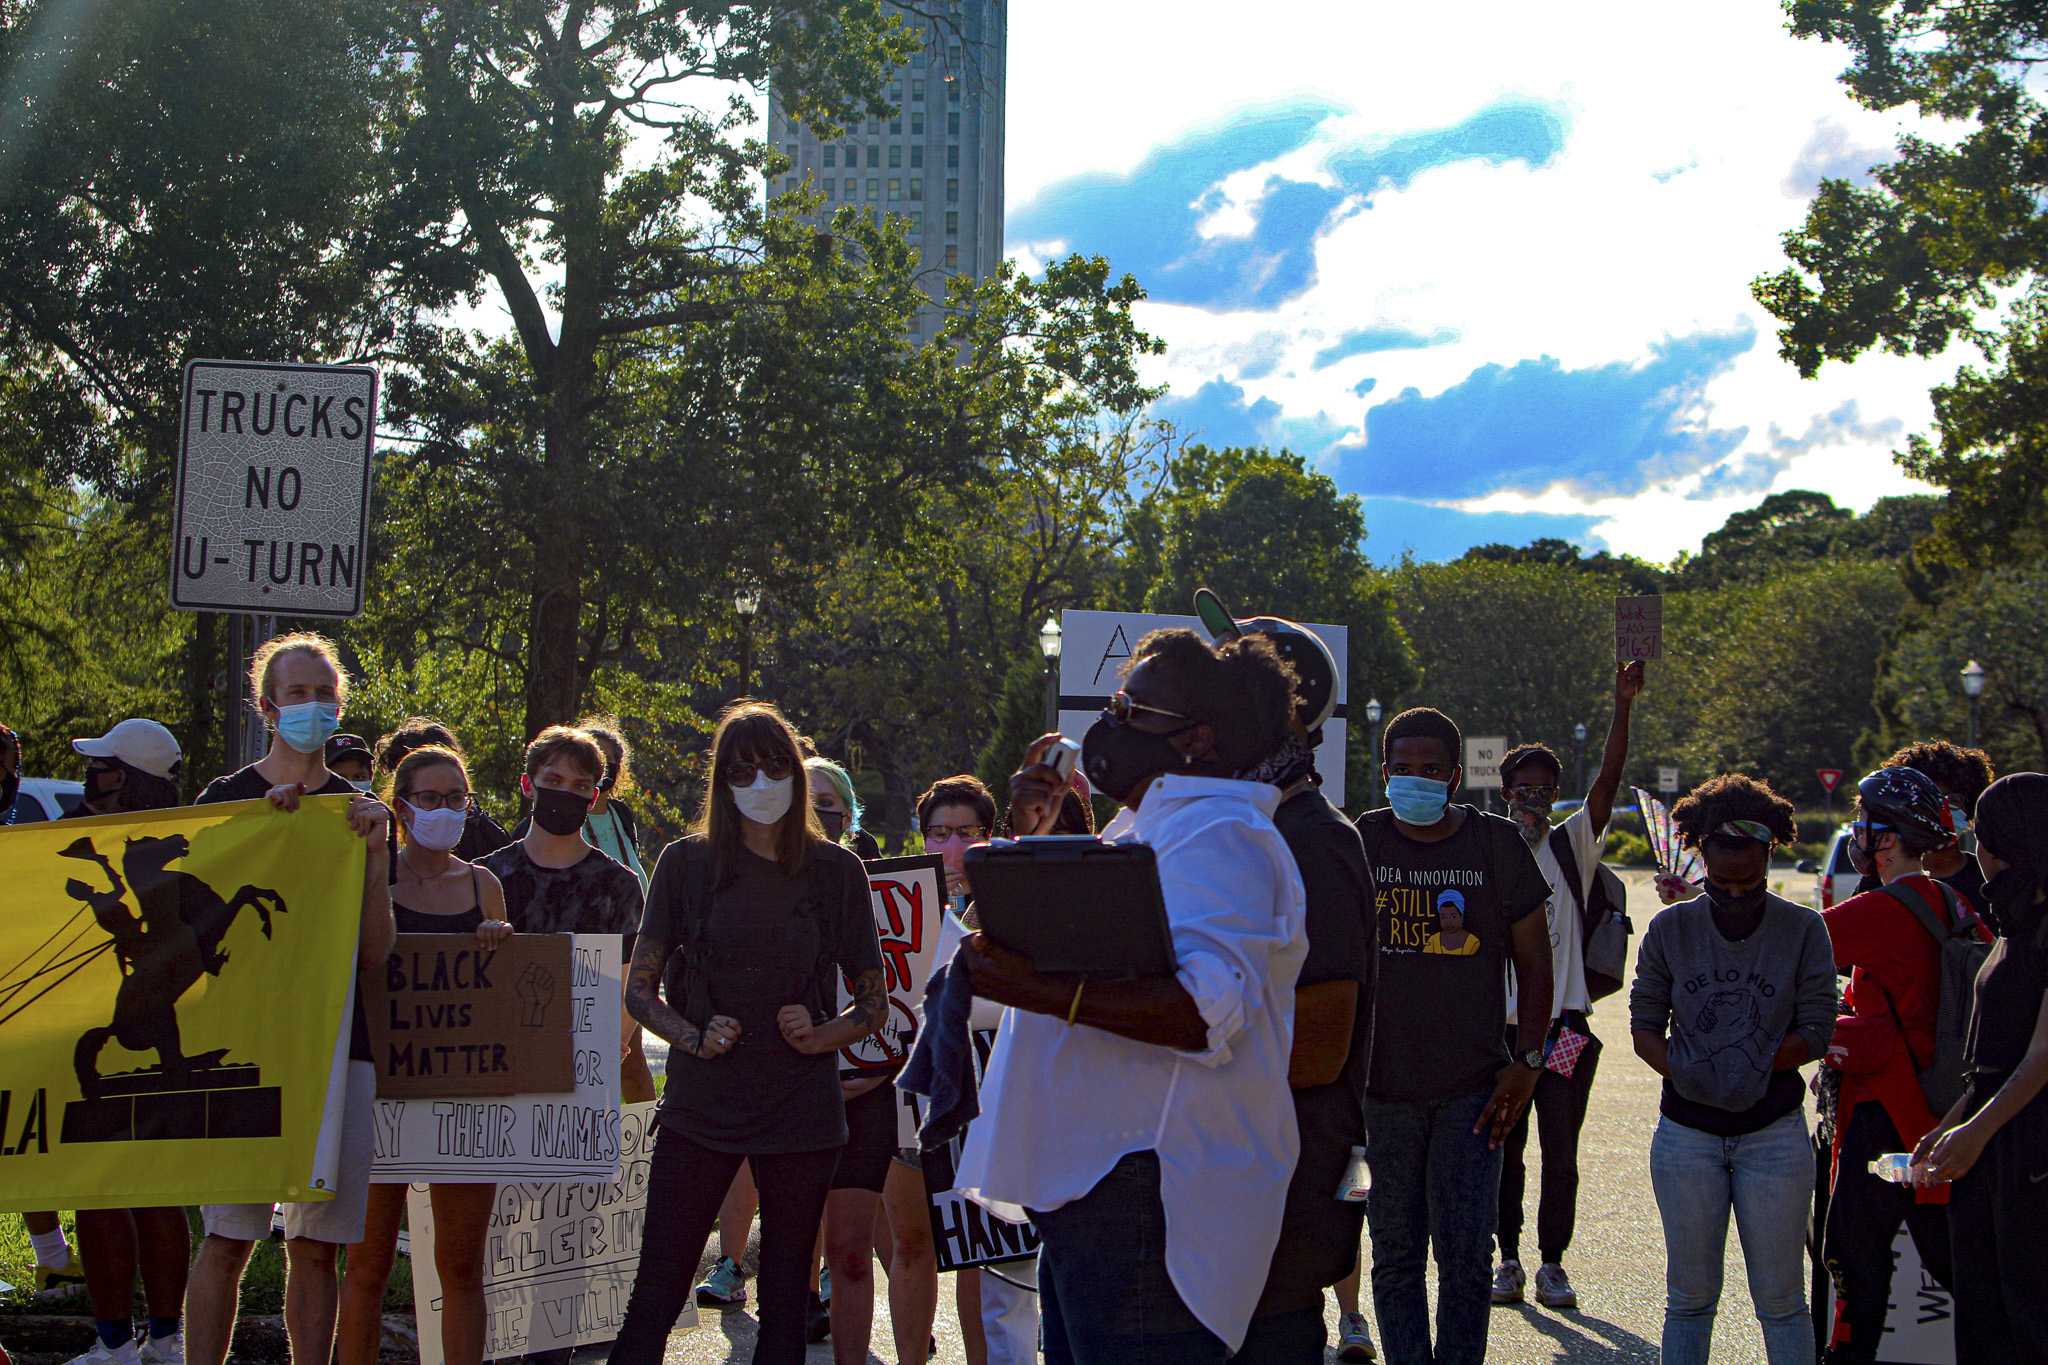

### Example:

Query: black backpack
xmin=1874 ymin=879 xmax=1991 ymax=1115
xmin=1549 ymin=826 xmax=1633 ymax=1004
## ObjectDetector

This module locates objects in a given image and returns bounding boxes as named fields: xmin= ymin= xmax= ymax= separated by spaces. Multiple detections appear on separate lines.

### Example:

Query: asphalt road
xmin=653 ymin=865 xmax=1820 ymax=1364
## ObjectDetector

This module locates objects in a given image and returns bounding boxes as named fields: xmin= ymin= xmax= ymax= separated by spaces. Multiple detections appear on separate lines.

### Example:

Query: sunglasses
xmin=1106 ymin=691 xmax=1193 ymax=725
xmin=1506 ymin=784 xmax=1560 ymax=802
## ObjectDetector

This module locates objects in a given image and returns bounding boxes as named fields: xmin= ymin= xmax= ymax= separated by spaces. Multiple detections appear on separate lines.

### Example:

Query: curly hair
xmin=1671 ymin=772 xmax=1798 ymax=849
xmin=1500 ymin=742 xmax=1563 ymax=788
xmin=377 ymin=717 xmax=465 ymax=774
xmin=1128 ymin=628 xmax=1298 ymax=773
xmin=1884 ymin=740 xmax=1997 ymax=816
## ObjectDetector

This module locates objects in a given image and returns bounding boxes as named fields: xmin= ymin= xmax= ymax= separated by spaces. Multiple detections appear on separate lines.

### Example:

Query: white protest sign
xmin=838 ymin=855 xmax=945 ymax=1147
xmin=930 ymin=1185 xmax=1041 ymax=1272
xmin=408 ymin=1101 xmax=687 ymax=1363
xmin=1463 ymin=736 xmax=1507 ymax=791
xmin=170 ymin=360 xmax=376 ymax=618
xmin=1057 ymin=609 xmax=1350 ymax=806
xmin=1825 ymin=1223 xmax=1954 ymax=1364
xmin=371 ymin=934 xmax=621 ymax=1183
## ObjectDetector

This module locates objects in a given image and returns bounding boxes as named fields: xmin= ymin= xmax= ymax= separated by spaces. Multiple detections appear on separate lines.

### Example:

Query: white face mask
xmin=730 ymin=771 xmax=795 ymax=826
xmin=403 ymin=800 xmax=468 ymax=852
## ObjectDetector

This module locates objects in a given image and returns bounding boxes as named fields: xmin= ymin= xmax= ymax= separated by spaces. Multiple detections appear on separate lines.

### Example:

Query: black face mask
xmin=84 ymin=763 xmax=125 ymax=808
xmin=530 ymin=785 xmax=591 ymax=836
xmin=818 ymin=810 xmax=848 ymax=841
xmin=1082 ymin=713 xmax=1193 ymax=806
xmin=1705 ymin=878 xmax=1767 ymax=914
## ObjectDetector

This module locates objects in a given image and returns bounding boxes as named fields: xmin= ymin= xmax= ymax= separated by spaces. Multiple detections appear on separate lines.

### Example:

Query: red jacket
xmin=1822 ymin=874 xmax=1993 ymax=1204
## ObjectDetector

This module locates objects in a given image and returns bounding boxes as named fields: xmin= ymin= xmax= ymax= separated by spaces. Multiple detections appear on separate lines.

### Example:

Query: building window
xmin=947 ymin=144 xmax=959 ymax=168
xmin=826 ymin=180 xmax=836 ymax=201
xmin=889 ymin=145 xmax=902 ymax=168
xmin=869 ymin=144 xmax=882 ymax=168
xmin=867 ymin=177 xmax=879 ymax=200
xmin=785 ymin=143 xmax=798 ymax=164
xmin=910 ymin=212 xmax=923 ymax=234
xmin=889 ymin=81 xmax=902 ymax=103
xmin=949 ymin=81 xmax=961 ymax=104
xmin=912 ymin=79 xmax=925 ymax=103
xmin=946 ymin=177 xmax=959 ymax=203
xmin=891 ymin=113 xmax=902 ymax=133
xmin=948 ymin=112 xmax=960 ymax=135
xmin=845 ymin=178 xmax=857 ymax=199
xmin=866 ymin=118 xmax=879 ymax=134
xmin=823 ymin=145 xmax=836 ymax=168
xmin=888 ymin=177 xmax=901 ymax=199
xmin=911 ymin=145 xmax=924 ymax=168
xmin=911 ymin=178 xmax=924 ymax=200
xmin=784 ymin=177 xmax=798 ymax=197
xmin=945 ymin=244 xmax=959 ymax=268
xmin=946 ymin=210 xmax=959 ymax=235
xmin=912 ymin=113 xmax=925 ymax=135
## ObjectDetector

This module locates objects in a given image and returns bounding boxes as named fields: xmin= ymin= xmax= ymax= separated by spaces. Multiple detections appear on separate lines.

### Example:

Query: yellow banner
xmin=0 ymin=796 xmax=364 ymax=1211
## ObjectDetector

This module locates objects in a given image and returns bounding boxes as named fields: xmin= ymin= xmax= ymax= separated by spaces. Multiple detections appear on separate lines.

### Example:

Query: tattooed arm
xmin=624 ymin=932 xmax=740 ymax=1061
xmin=777 ymin=968 xmax=888 ymax=1056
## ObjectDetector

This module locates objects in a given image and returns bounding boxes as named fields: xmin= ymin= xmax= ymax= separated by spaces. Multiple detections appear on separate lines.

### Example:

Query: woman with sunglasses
xmin=1630 ymin=774 xmax=1837 ymax=1365
xmin=611 ymin=701 xmax=886 ymax=1365
xmin=337 ymin=744 xmax=511 ymax=1365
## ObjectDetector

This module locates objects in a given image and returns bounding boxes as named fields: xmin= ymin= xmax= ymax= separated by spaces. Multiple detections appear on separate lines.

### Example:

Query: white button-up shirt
xmin=954 ymin=774 xmax=1308 ymax=1352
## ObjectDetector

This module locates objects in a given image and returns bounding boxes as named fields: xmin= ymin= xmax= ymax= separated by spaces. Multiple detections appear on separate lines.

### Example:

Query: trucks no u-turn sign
xmin=169 ymin=359 xmax=376 ymax=618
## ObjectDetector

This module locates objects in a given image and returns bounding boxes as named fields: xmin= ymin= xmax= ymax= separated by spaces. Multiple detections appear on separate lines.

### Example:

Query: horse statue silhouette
xmin=58 ymin=833 xmax=287 ymax=1100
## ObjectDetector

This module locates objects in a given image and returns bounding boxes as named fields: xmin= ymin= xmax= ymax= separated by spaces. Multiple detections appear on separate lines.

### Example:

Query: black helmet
xmin=1193 ymin=588 xmax=1339 ymax=734
xmin=1855 ymin=766 xmax=1953 ymax=850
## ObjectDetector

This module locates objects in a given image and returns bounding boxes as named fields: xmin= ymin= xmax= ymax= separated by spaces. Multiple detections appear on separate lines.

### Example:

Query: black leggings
xmin=1949 ymin=1093 xmax=2048 ymax=1365
xmin=1497 ymin=1023 xmax=1601 ymax=1266
xmin=606 ymin=1127 xmax=839 ymax=1365
xmin=1822 ymin=1103 xmax=1955 ymax=1363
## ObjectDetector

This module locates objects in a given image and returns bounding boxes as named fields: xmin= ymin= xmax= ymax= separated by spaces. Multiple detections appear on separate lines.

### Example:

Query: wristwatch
xmin=1519 ymin=1046 xmax=1546 ymax=1071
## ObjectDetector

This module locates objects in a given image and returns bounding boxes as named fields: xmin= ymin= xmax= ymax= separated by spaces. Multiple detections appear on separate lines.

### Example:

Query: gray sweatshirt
xmin=1629 ymin=892 xmax=1837 ymax=1114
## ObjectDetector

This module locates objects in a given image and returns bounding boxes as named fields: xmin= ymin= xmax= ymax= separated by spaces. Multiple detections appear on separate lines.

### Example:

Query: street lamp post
xmin=1573 ymin=721 xmax=1589 ymax=795
xmin=734 ymin=586 xmax=761 ymax=696
xmin=1039 ymin=616 xmax=1064 ymax=735
xmin=1364 ymin=698 xmax=1383 ymax=808
xmin=1962 ymin=659 xmax=1987 ymax=749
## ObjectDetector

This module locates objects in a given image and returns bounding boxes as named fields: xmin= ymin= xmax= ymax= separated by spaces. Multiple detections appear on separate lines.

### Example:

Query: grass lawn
xmin=1 ymin=1209 xmax=413 ymax=1319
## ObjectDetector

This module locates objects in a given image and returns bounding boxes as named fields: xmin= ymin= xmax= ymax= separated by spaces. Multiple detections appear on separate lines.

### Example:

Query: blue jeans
xmin=1649 ymin=1108 xmax=1816 ymax=1365
xmin=1364 ymin=1086 xmax=1500 ymax=1365
xmin=1032 ymin=1151 xmax=1230 ymax=1365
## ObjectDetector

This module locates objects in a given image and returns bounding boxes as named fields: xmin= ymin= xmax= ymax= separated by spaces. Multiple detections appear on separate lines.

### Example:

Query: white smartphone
xmin=1046 ymin=736 xmax=1082 ymax=783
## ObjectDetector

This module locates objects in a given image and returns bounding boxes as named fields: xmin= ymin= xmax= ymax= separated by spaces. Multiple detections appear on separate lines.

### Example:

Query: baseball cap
xmin=326 ymin=732 xmax=372 ymax=766
xmin=72 ymin=718 xmax=183 ymax=780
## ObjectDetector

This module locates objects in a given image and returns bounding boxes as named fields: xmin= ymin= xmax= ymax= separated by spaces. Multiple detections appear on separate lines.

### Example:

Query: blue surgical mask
xmin=1387 ymin=775 xmax=1451 ymax=826
xmin=273 ymin=700 xmax=341 ymax=755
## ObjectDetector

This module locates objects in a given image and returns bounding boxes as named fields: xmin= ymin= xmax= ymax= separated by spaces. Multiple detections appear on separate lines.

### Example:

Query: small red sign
xmin=1817 ymin=768 xmax=1844 ymax=794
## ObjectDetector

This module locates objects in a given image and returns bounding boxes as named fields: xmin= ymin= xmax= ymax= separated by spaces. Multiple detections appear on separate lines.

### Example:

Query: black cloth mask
xmin=1082 ymin=713 xmax=1193 ymax=806
xmin=530 ymin=785 xmax=592 ymax=837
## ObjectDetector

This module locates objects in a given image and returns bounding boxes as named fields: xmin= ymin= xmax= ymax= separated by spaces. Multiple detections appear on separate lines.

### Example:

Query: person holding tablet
xmin=957 ymin=628 xmax=1308 ymax=1364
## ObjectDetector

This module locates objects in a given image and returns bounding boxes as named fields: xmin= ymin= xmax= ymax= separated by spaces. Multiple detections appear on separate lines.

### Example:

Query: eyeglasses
xmin=1106 ymin=691 xmax=1192 ymax=725
xmin=727 ymin=754 xmax=794 ymax=787
xmin=924 ymin=825 xmax=987 ymax=844
xmin=1505 ymin=784 xmax=1559 ymax=803
xmin=401 ymin=789 xmax=472 ymax=812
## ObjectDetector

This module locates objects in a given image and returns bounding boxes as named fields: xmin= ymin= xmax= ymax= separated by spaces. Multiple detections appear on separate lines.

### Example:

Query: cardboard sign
xmin=1825 ymin=1223 xmax=1954 ymax=1364
xmin=1057 ymin=610 xmax=1350 ymax=806
xmin=364 ymin=935 xmax=574 ymax=1097
xmin=1616 ymin=595 xmax=1664 ymax=661
xmin=408 ymin=1101 xmax=690 ymax=1363
xmin=170 ymin=359 xmax=377 ymax=618
xmin=370 ymin=934 xmax=621 ymax=1183
xmin=1463 ymin=736 xmax=1507 ymax=791
xmin=838 ymin=856 xmax=946 ymax=1078
xmin=1818 ymin=768 xmax=1845 ymax=794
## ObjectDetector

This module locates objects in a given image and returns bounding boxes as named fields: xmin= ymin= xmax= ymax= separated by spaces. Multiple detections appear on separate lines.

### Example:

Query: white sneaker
xmin=1490 ymin=1258 xmax=1527 ymax=1305
xmin=137 ymin=1330 xmax=184 ymax=1364
xmin=1336 ymin=1309 xmax=1379 ymax=1362
xmin=65 ymin=1340 xmax=140 ymax=1365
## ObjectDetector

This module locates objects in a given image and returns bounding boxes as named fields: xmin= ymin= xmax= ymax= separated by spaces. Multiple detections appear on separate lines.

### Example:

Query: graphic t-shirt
xmin=640 ymin=837 xmax=884 ymax=1153
xmin=197 ymin=764 xmax=372 ymax=1062
xmin=477 ymin=842 xmax=643 ymax=939
xmin=1358 ymin=805 xmax=1549 ymax=1102
xmin=1505 ymin=805 xmax=1603 ymax=1021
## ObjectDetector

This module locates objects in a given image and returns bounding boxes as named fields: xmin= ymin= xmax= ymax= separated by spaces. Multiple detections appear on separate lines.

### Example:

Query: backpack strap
xmin=1885 ymin=878 xmax=1967 ymax=946
xmin=675 ymin=837 xmax=715 ymax=1025
xmin=1550 ymin=825 xmax=1589 ymax=919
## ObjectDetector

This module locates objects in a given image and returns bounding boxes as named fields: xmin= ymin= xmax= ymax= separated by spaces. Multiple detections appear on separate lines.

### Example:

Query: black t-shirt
xmin=1965 ymin=901 xmax=2048 ymax=1086
xmin=197 ymin=764 xmax=373 ymax=1063
xmin=477 ymin=842 xmax=643 ymax=938
xmin=641 ymin=836 xmax=884 ymax=1154
xmin=1358 ymin=805 xmax=1548 ymax=1102
xmin=1255 ymin=789 xmax=1378 ymax=1317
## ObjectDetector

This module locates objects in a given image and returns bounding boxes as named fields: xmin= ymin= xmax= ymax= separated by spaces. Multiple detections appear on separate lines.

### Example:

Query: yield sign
xmin=1817 ymin=768 xmax=1844 ymax=794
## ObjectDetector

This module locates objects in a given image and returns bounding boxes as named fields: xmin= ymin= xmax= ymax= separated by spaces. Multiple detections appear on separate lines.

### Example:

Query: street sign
xmin=170 ymin=359 xmax=377 ymax=618
xmin=1658 ymin=765 xmax=1681 ymax=795
xmin=1817 ymin=768 xmax=1844 ymax=795
xmin=1464 ymin=736 xmax=1508 ymax=790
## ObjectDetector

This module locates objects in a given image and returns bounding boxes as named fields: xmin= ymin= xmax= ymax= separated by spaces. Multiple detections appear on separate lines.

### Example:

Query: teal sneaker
xmin=693 ymin=1255 xmax=748 ymax=1308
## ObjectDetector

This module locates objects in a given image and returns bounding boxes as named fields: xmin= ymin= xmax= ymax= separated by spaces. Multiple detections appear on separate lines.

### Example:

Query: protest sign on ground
xmin=364 ymin=934 xmax=575 ymax=1097
xmin=0 ymin=798 xmax=362 ymax=1210
xmin=1057 ymin=610 xmax=1350 ymax=805
xmin=1826 ymin=1223 xmax=1955 ymax=1364
xmin=409 ymin=1100 xmax=683 ymax=1363
xmin=371 ymin=934 xmax=621 ymax=1183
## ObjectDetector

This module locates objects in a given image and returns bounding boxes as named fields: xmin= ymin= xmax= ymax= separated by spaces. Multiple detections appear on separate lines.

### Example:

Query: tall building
xmin=765 ymin=1 xmax=1007 ymax=341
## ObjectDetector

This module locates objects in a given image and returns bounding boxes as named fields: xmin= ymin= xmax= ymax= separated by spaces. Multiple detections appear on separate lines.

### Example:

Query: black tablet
xmin=965 ymin=837 xmax=1177 ymax=980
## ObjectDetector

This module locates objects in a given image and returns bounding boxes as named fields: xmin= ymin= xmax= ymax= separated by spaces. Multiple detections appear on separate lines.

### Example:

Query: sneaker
xmin=693 ymin=1255 xmax=748 ymax=1308
xmin=1336 ymin=1310 xmax=1378 ymax=1362
xmin=1490 ymin=1258 xmax=1526 ymax=1305
xmin=137 ymin=1331 xmax=184 ymax=1365
xmin=64 ymin=1341 xmax=140 ymax=1365
xmin=805 ymin=1291 xmax=831 ymax=1344
xmin=817 ymin=1265 xmax=832 ymax=1307
xmin=1534 ymin=1262 xmax=1578 ymax=1310
xmin=35 ymin=1252 xmax=87 ymax=1299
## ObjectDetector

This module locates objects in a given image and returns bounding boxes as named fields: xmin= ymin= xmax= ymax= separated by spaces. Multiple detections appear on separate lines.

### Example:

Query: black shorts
xmin=831 ymin=1080 xmax=899 ymax=1193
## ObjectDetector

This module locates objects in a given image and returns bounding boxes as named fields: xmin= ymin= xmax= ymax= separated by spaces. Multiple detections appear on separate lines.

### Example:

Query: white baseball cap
xmin=73 ymin=718 xmax=183 ymax=780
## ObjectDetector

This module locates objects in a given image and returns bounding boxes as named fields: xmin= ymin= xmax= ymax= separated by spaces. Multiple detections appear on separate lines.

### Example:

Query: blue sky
xmin=1000 ymin=0 xmax=1963 ymax=562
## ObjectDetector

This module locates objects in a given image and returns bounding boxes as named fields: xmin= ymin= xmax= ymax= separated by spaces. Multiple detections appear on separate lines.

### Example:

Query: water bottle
xmin=1335 ymin=1145 xmax=1371 ymax=1203
xmin=1868 ymin=1153 xmax=1916 ymax=1184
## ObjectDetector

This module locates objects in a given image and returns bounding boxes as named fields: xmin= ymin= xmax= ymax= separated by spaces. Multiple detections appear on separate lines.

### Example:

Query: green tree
xmin=1755 ymin=0 xmax=2048 ymax=562
xmin=1461 ymin=537 xmax=1668 ymax=594
xmin=1873 ymin=565 xmax=2048 ymax=773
